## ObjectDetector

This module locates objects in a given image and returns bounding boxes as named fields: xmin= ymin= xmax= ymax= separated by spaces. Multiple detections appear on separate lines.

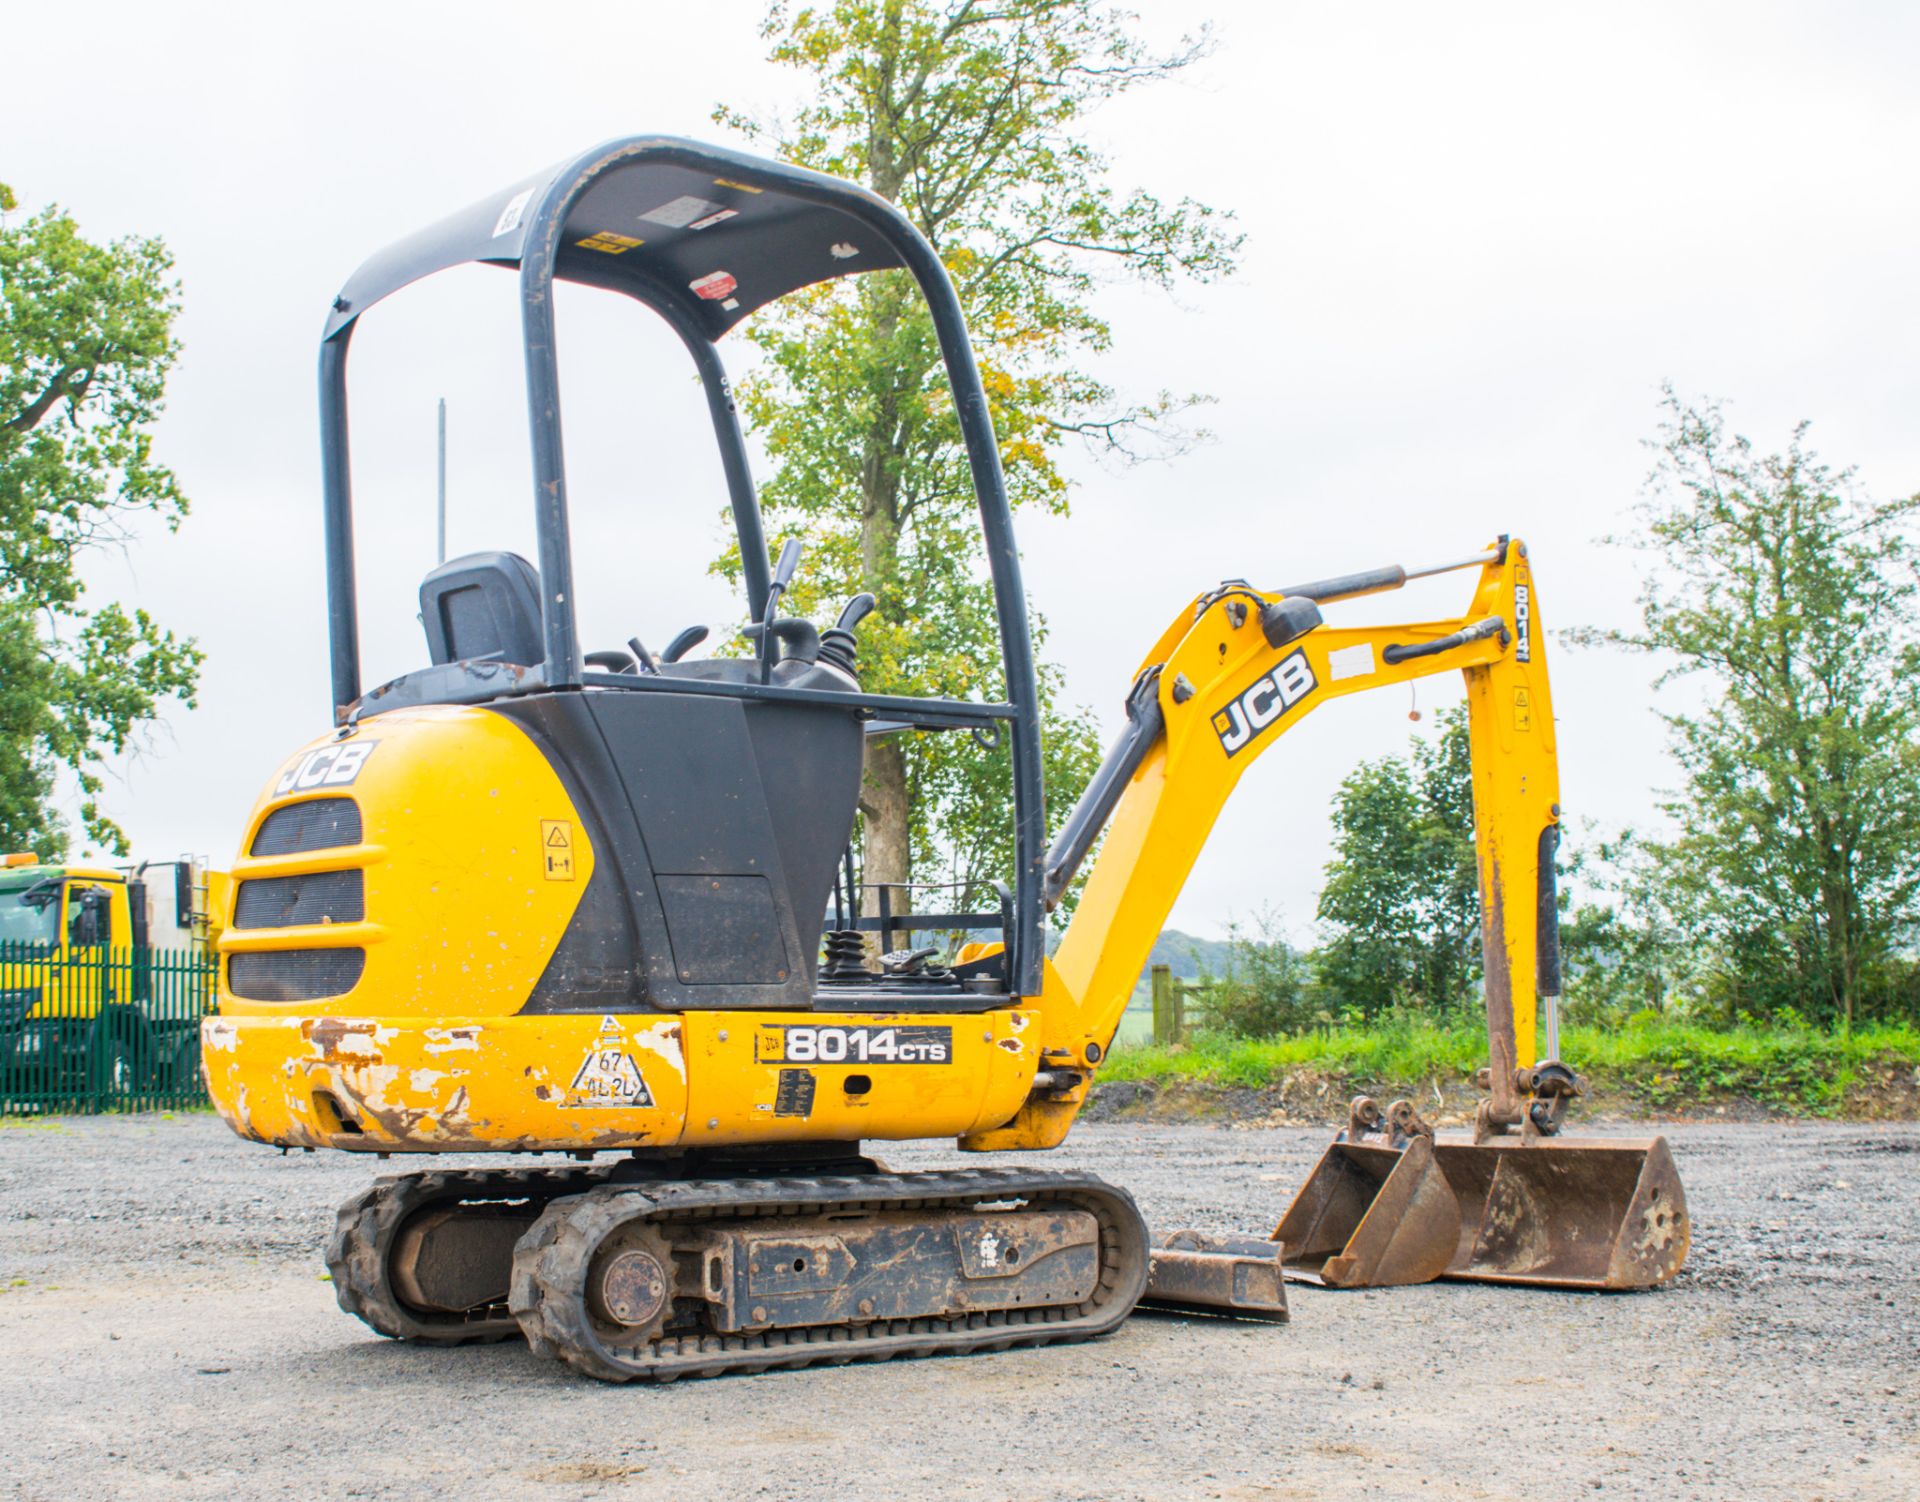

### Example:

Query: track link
xmin=327 ymin=1164 xmax=610 ymax=1344
xmin=509 ymin=1167 xmax=1150 ymax=1383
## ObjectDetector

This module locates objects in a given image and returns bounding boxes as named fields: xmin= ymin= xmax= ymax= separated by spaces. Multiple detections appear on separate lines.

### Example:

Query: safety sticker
xmin=642 ymin=194 xmax=726 ymax=228
xmin=542 ymin=819 xmax=575 ymax=881
xmin=773 ymin=1068 xmax=816 ymax=1117
xmin=1327 ymin=643 xmax=1375 ymax=682
xmin=829 ymin=242 xmax=860 ymax=259
xmin=1512 ymin=686 xmax=1533 ymax=733
xmin=756 ymin=1024 xmax=951 ymax=1065
xmin=688 ymin=209 xmax=738 ymax=231
xmin=577 ymin=230 xmax=644 ymax=254
xmin=273 ymin=741 xmax=377 ymax=796
xmin=492 ymin=188 xmax=533 ymax=238
xmin=689 ymin=270 xmax=738 ymax=301
xmin=713 ymin=178 xmax=764 ymax=194
xmin=566 ymin=1046 xmax=654 ymax=1109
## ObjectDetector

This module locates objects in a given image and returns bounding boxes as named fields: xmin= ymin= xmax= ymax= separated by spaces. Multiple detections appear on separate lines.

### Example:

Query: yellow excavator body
xmin=206 ymin=135 xmax=1686 ymax=1382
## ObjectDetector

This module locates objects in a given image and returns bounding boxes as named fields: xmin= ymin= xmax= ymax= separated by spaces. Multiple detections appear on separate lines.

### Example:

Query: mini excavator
xmin=204 ymin=136 xmax=1688 ymax=1382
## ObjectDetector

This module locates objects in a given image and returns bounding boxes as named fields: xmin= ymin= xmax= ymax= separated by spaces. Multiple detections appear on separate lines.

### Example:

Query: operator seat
xmin=421 ymin=552 xmax=544 ymax=668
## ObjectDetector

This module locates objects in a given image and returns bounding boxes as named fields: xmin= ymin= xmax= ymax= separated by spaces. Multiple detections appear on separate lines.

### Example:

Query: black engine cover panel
xmin=494 ymin=678 xmax=863 ymax=1013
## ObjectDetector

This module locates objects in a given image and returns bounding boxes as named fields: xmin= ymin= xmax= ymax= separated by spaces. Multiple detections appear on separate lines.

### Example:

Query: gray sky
xmin=5 ymin=0 xmax=1917 ymax=939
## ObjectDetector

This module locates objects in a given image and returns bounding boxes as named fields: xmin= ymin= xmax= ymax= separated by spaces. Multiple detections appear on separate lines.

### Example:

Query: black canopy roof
xmin=323 ymin=136 xmax=907 ymax=343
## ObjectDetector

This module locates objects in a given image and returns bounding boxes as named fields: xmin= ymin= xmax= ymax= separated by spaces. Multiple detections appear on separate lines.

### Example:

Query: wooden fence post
xmin=1151 ymin=964 xmax=1173 ymax=1044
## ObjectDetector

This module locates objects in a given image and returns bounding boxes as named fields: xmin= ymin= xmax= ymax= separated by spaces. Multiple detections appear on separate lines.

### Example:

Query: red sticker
xmin=690 ymin=270 xmax=738 ymax=301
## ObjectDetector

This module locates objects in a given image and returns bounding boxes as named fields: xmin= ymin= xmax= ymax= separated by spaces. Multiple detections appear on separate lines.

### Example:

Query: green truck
xmin=0 ymin=854 xmax=222 ymax=1109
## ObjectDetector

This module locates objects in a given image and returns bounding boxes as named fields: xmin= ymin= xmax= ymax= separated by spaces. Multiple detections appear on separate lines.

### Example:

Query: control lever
xmin=771 ymin=536 xmax=804 ymax=594
xmin=626 ymin=636 xmax=658 ymax=674
xmin=766 ymin=618 xmax=822 ymax=664
xmin=759 ymin=538 xmax=806 ymax=684
xmin=661 ymin=624 xmax=709 ymax=664
xmin=835 ymin=592 xmax=876 ymax=633
xmin=819 ymin=592 xmax=876 ymax=681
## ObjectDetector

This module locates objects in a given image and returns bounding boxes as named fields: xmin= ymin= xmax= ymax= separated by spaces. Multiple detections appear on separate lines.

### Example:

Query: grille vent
xmin=228 ymin=949 xmax=366 ymax=1002
xmin=250 ymin=798 xmax=362 ymax=857
xmin=233 ymin=870 xmax=365 ymax=930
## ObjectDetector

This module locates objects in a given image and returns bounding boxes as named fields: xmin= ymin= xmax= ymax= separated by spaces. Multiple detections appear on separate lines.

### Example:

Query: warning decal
xmin=492 ymin=189 xmax=533 ymax=238
xmin=689 ymin=270 xmax=738 ymax=301
xmin=641 ymin=194 xmax=725 ymax=229
xmin=1512 ymin=687 xmax=1533 ymax=733
xmin=567 ymin=1047 xmax=655 ymax=1109
xmin=577 ymin=230 xmax=644 ymax=254
xmin=542 ymin=819 xmax=575 ymax=881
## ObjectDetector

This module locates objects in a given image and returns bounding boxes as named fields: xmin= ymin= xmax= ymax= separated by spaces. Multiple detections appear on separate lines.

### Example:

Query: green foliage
xmin=1197 ymin=909 xmax=1316 ymax=1038
xmin=0 ymin=181 xmax=201 ymax=855
xmin=1554 ymin=826 xmax=1695 ymax=1024
xmin=1104 ymin=1019 xmax=1920 ymax=1117
xmin=715 ymin=1 xmax=1240 ymax=904
xmin=1575 ymin=389 xmax=1920 ymax=1029
xmin=1314 ymin=706 xmax=1479 ymax=1018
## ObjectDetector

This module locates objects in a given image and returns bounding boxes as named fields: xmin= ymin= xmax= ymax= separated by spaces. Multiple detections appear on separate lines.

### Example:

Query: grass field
xmin=1101 ymin=1018 xmax=1920 ymax=1117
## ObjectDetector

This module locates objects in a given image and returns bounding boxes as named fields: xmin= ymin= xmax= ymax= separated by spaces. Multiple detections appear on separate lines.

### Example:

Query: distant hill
xmin=1043 ymin=926 xmax=1235 ymax=983
xmin=1144 ymin=929 xmax=1235 ymax=980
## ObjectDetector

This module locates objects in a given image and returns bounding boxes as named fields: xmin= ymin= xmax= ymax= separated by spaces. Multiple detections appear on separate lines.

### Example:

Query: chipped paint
xmin=304 ymin=1018 xmax=384 ymax=1062
xmin=630 ymin=1019 xmax=687 ymax=1077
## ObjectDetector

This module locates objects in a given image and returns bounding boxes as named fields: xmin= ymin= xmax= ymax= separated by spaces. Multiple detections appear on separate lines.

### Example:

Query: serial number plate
xmin=755 ymin=1024 xmax=953 ymax=1065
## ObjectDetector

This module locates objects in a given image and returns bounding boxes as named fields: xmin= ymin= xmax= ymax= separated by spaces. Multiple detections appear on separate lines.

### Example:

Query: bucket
xmin=1275 ymin=1127 xmax=1689 ymax=1291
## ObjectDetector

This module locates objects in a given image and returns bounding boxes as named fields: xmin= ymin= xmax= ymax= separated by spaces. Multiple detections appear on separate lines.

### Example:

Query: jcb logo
xmin=1212 ymin=650 xmax=1316 ymax=757
xmin=273 ymin=741 xmax=377 ymax=796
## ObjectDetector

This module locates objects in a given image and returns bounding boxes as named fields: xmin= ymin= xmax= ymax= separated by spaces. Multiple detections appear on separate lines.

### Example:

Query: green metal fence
xmin=0 ymin=940 xmax=215 ymax=1114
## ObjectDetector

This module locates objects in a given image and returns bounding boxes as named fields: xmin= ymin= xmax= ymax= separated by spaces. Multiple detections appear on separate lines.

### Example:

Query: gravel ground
xmin=1 ymin=1114 xmax=1915 ymax=1501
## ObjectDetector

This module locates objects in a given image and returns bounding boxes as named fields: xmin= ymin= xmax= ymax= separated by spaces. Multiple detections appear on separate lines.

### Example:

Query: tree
xmin=1203 ymin=908 xmax=1314 ymax=1039
xmin=1555 ymin=826 xmax=1692 ymax=1024
xmin=1580 ymin=389 xmax=1920 ymax=1029
xmin=0 ymin=181 xmax=201 ymax=856
xmin=1315 ymin=707 xmax=1480 ymax=1017
xmin=714 ymin=0 xmax=1240 ymax=915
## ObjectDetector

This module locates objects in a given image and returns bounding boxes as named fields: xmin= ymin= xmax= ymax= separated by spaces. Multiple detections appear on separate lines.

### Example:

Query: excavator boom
xmin=973 ymin=537 xmax=1689 ymax=1291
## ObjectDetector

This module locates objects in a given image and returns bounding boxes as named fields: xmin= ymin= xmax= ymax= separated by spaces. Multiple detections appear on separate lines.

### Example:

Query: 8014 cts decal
xmin=756 ymin=1024 xmax=952 ymax=1065
xmin=1212 ymin=649 xmax=1317 ymax=757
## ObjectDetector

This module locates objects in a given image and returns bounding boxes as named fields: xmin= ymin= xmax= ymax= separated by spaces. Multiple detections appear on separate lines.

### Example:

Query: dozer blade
xmin=1274 ymin=1129 xmax=1690 ymax=1291
xmin=1141 ymin=1230 xmax=1290 ymax=1320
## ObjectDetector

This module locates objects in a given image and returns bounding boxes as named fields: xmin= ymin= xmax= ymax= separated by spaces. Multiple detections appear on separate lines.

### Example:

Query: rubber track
xmin=328 ymin=1164 xmax=613 ymax=1345
xmin=509 ymin=1167 xmax=1151 ymax=1383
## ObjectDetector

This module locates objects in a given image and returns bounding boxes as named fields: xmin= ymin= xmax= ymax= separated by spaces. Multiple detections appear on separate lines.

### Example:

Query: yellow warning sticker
xmin=542 ymin=819 xmax=575 ymax=880
xmin=576 ymin=230 xmax=644 ymax=254
xmin=1512 ymin=686 xmax=1533 ymax=732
